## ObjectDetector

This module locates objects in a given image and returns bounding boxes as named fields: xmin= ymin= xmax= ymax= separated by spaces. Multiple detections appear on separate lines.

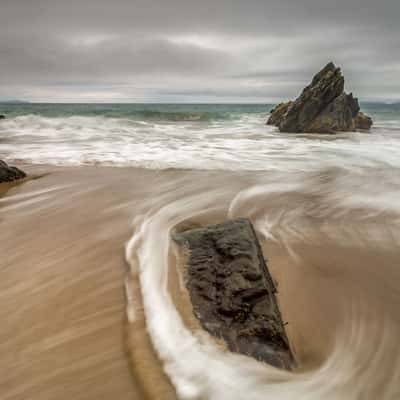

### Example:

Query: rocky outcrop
xmin=0 ymin=160 xmax=26 ymax=183
xmin=267 ymin=101 xmax=292 ymax=126
xmin=173 ymin=218 xmax=295 ymax=369
xmin=267 ymin=62 xmax=373 ymax=133
xmin=0 ymin=115 xmax=5 ymax=120
xmin=354 ymin=112 xmax=373 ymax=130
xmin=306 ymin=92 xmax=360 ymax=133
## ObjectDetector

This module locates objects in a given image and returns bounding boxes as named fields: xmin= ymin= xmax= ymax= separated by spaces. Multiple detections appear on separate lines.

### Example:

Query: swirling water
xmin=124 ymin=167 xmax=400 ymax=400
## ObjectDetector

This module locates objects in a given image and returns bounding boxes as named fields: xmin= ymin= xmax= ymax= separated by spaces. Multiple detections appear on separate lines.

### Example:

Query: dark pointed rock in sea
xmin=0 ymin=115 xmax=5 ymax=119
xmin=267 ymin=62 xmax=373 ymax=133
xmin=173 ymin=218 xmax=295 ymax=370
xmin=0 ymin=160 xmax=26 ymax=183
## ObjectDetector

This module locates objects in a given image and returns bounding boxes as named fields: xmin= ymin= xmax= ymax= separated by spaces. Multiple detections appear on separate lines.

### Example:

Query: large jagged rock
xmin=173 ymin=218 xmax=295 ymax=370
xmin=0 ymin=160 xmax=26 ymax=183
xmin=267 ymin=62 xmax=373 ymax=133
xmin=0 ymin=115 xmax=5 ymax=120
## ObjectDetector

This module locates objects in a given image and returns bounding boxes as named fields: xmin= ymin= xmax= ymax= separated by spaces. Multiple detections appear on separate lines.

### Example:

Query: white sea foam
xmin=1 ymin=114 xmax=400 ymax=171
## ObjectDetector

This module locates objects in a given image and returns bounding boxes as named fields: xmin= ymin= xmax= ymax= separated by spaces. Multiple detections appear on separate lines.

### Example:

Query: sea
xmin=0 ymin=102 xmax=399 ymax=170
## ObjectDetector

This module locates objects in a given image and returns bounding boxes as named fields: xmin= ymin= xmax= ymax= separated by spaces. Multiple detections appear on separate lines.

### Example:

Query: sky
xmin=0 ymin=0 xmax=399 ymax=103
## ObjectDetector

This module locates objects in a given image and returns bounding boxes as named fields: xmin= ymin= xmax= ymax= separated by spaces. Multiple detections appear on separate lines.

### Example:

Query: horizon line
xmin=1 ymin=100 xmax=399 ymax=105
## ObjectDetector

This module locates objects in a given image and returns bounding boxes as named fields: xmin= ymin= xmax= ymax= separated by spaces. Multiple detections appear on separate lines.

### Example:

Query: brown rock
xmin=307 ymin=92 xmax=360 ymax=133
xmin=267 ymin=101 xmax=292 ymax=126
xmin=354 ymin=112 xmax=373 ymax=130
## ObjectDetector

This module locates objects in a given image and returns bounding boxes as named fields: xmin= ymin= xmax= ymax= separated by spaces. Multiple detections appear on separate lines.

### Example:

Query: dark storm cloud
xmin=0 ymin=0 xmax=399 ymax=102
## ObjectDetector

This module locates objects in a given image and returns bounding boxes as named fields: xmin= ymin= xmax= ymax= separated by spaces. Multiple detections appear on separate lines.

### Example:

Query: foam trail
xmin=125 ymin=175 xmax=400 ymax=400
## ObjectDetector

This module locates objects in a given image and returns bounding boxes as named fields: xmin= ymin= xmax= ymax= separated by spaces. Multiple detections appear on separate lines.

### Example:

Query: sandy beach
xmin=2 ymin=165 xmax=400 ymax=399
xmin=0 ymin=166 xmax=176 ymax=400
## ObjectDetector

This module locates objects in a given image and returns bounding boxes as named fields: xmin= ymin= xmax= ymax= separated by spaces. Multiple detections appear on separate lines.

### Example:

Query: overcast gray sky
xmin=0 ymin=0 xmax=399 ymax=102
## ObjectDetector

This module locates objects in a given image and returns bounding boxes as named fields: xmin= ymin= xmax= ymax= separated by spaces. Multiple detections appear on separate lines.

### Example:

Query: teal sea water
xmin=0 ymin=102 xmax=398 ymax=122
xmin=0 ymin=102 xmax=399 ymax=170
xmin=0 ymin=103 xmax=268 ymax=121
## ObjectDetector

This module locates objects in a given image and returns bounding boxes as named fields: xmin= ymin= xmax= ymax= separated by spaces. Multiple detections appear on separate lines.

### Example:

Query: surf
xmin=124 ymin=169 xmax=400 ymax=399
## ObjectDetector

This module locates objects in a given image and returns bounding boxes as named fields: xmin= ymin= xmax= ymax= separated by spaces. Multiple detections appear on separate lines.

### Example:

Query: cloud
xmin=0 ymin=0 xmax=399 ymax=102
xmin=0 ymin=35 xmax=231 ymax=81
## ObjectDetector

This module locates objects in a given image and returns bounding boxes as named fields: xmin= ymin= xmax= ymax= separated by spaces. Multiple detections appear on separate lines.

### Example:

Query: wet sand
xmin=0 ymin=166 xmax=174 ymax=400
xmin=1 ymin=165 xmax=400 ymax=399
xmin=121 ymin=166 xmax=400 ymax=399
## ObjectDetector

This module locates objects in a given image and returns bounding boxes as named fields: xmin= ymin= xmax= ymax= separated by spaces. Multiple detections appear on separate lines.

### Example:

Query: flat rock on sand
xmin=173 ymin=218 xmax=295 ymax=369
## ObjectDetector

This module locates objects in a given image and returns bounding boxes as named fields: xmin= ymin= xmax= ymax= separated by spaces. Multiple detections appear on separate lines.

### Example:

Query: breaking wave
xmin=1 ymin=111 xmax=400 ymax=171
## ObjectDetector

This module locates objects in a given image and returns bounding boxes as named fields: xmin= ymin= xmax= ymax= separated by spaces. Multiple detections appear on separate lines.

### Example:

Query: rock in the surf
xmin=267 ymin=62 xmax=373 ymax=133
xmin=267 ymin=101 xmax=292 ymax=126
xmin=173 ymin=218 xmax=295 ymax=370
xmin=0 ymin=115 xmax=5 ymax=120
xmin=354 ymin=112 xmax=373 ymax=130
xmin=0 ymin=160 xmax=26 ymax=183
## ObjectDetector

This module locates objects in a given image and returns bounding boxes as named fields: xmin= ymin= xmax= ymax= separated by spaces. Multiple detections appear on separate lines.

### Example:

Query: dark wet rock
xmin=354 ymin=112 xmax=373 ymax=130
xmin=0 ymin=160 xmax=26 ymax=183
xmin=278 ymin=62 xmax=344 ymax=133
xmin=267 ymin=62 xmax=373 ymax=133
xmin=0 ymin=115 xmax=5 ymax=120
xmin=267 ymin=101 xmax=292 ymax=126
xmin=173 ymin=218 xmax=295 ymax=370
xmin=307 ymin=92 xmax=360 ymax=133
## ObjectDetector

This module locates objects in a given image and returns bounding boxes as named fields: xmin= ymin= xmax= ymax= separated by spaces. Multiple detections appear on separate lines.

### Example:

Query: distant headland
xmin=0 ymin=100 xmax=30 ymax=104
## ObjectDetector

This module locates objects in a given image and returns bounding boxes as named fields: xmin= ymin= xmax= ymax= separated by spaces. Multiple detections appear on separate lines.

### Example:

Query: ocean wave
xmin=1 ymin=113 xmax=400 ymax=172
xmin=0 ymin=109 xmax=242 ymax=122
xmin=126 ymin=109 xmax=236 ymax=121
